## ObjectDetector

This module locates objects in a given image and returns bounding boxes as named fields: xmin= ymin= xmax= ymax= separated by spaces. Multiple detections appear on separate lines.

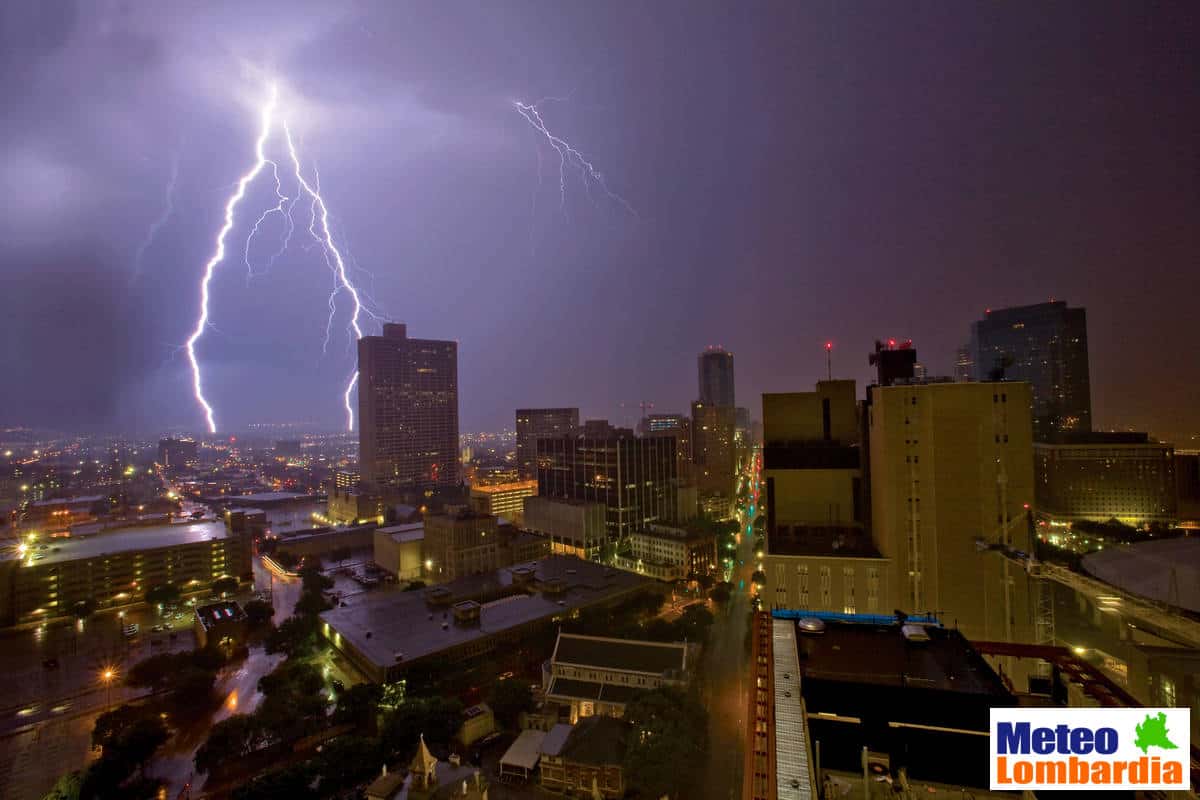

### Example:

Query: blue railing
xmin=771 ymin=609 xmax=941 ymax=626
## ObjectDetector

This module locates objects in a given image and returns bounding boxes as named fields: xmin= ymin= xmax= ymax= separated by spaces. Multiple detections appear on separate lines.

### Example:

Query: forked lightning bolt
xmin=185 ymin=84 xmax=377 ymax=433
xmin=513 ymin=99 xmax=637 ymax=217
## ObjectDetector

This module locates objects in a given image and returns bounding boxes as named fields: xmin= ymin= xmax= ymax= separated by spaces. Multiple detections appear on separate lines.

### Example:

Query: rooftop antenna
xmin=825 ymin=341 xmax=833 ymax=381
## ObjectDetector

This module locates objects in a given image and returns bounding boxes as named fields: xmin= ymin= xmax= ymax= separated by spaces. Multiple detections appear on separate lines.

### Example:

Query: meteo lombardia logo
xmin=990 ymin=707 xmax=1191 ymax=790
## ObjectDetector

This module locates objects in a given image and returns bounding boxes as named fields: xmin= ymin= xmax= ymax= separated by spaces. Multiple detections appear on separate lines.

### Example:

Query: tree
xmin=403 ymin=580 xmax=426 ymax=591
xmin=93 ymin=705 xmax=151 ymax=751
xmin=43 ymin=771 xmax=82 ymax=800
xmin=298 ymin=563 xmax=333 ymax=594
xmin=310 ymin=735 xmax=381 ymax=793
xmin=623 ymin=688 xmax=709 ymax=799
xmin=332 ymin=682 xmax=383 ymax=732
xmin=488 ymin=678 xmax=533 ymax=728
xmin=125 ymin=653 xmax=185 ymax=690
xmin=750 ymin=570 xmax=766 ymax=587
xmin=195 ymin=715 xmax=263 ymax=775
xmin=144 ymin=583 xmax=180 ymax=608
xmin=294 ymin=590 xmax=332 ymax=617
xmin=273 ymin=550 xmax=299 ymax=570
xmin=72 ymin=599 xmax=96 ymax=621
xmin=81 ymin=717 xmax=169 ymax=800
xmin=675 ymin=603 xmax=715 ymax=642
xmin=710 ymin=582 xmax=732 ymax=604
xmin=243 ymin=599 xmax=274 ymax=628
xmin=381 ymin=697 xmax=463 ymax=759
xmin=211 ymin=576 xmax=238 ymax=597
xmin=231 ymin=765 xmax=318 ymax=800
xmin=259 ymin=661 xmax=323 ymax=698
xmin=265 ymin=614 xmax=320 ymax=657
xmin=694 ymin=573 xmax=715 ymax=591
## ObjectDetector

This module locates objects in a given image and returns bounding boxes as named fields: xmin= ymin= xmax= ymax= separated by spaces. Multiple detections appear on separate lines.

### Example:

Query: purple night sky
xmin=1 ymin=2 xmax=1197 ymax=441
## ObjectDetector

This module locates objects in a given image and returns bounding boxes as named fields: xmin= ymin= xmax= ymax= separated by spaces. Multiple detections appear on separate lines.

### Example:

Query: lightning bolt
xmin=131 ymin=150 xmax=180 ymax=282
xmin=513 ymin=98 xmax=637 ymax=218
xmin=283 ymin=123 xmax=378 ymax=432
xmin=185 ymin=85 xmax=279 ymax=434
xmin=242 ymin=156 xmax=290 ymax=282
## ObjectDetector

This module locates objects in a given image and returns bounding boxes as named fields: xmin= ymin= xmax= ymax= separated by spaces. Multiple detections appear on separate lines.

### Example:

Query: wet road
xmin=700 ymin=454 xmax=760 ymax=800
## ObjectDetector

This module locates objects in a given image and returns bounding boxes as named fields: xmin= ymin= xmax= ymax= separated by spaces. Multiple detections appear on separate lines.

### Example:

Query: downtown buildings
xmin=357 ymin=323 xmax=460 ymax=493
xmin=515 ymin=408 xmax=580 ymax=480
xmin=969 ymin=300 xmax=1092 ymax=438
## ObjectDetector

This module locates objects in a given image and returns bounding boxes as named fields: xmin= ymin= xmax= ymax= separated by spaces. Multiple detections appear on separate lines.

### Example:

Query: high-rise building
xmin=639 ymin=413 xmax=692 ymax=480
xmin=690 ymin=401 xmax=737 ymax=502
xmin=469 ymin=479 xmax=538 ymax=523
xmin=697 ymin=346 xmax=735 ymax=407
xmin=515 ymin=408 xmax=579 ymax=480
xmin=969 ymin=301 xmax=1091 ymax=438
xmin=954 ymin=345 xmax=973 ymax=382
xmin=536 ymin=433 xmax=678 ymax=544
xmin=867 ymin=380 xmax=1037 ymax=645
xmin=868 ymin=339 xmax=917 ymax=387
xmin=1034 ymin=432 xmax=1177 ymax=526
xmin=760 ymin=381 xmax=883 ymax=613
xmin=358 ymin=323 xmax=459 ymax=492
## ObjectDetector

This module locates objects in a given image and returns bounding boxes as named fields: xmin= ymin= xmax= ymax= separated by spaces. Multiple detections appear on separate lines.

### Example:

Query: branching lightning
xmin=132 ymin=150 xmax=180 ymax=282
xmin=513 ymin=99 xmax=637 ymax=218
xmin=185 ymin=83 xmax=380 ymax=434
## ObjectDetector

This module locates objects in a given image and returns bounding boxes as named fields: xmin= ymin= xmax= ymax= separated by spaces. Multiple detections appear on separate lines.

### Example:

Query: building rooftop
xmin=195 ymin=601 xmax=247 ymax=631
xmin=767 ymin=525 xmax=880 ymax=558
xmin=552 ymin=632 xmax=687 ymax=675
xmin=1082 ymin=537 xmax=1200 ymax=614
xmin=470 ymin=480 xmax=537 ymax=494
xmin=8 ymin=521 xmax=231 ymax=565
xmin=779 ymin=615 xmax=1009 ymax=696
xmin=320 ymin=556 xmax=652 ymax=669
xmin=546 ymin=677 xmax=642 ymax=705
xmin=558 ymin=715 xmax=629 ymax=766
xmin=30 ymin=494 xmax=106 ymax=508
xmin=222 ymin=491 xmax=312 ymax=505
xmin=378 ymin=522 xmax=424 ymax=543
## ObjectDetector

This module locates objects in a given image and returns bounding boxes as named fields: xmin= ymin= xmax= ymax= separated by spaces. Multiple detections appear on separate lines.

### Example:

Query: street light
xmin=101 ymin=667 xmax=117 ymax=711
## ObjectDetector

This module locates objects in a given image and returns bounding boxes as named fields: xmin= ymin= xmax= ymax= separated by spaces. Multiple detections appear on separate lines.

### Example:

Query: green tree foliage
xmin=488 ymin=678 xmax=533 ymax=728
xmin=211 ymin=576 xmax=239 ymax=596
xmin=623 ymin=688 xmax=709 ymax=800
xmin=80 ymin=717 xmax=169 ymax=800
xmin=330 ymin=546 xmax=352 ymax=567
xmin=194 ymin=714 xmax=265 ymax=776
xmin=242 ymin=599 xmax=274 ymax=628
xmin=299 ymin=564 xmax=333 ymax=594
xmin=42 ymin=771 xmax=82 ymax=800
xmin=265 ymin=614 xmax=320 ymax=657
xmin=272 ymin=550 xmax=299 ymax=570
xmin=710 ymin=581 xmax=733 ymax=604
xmin=381 ymin=697 xmax=463 ymax=760
xmin=403 ymin=580 xmax=426 ymax=591
xmin=294 ymin=589 xmax=332 ymax=617
xmin=332 ymin=682 xmax=383 ymax=732
xmin=92 ymin=705 xmax=152 ymax=751
xmin=231 ymin=764 xmax=318 ymax=800
xmin=310 ymin=735 xmax=382 ymax=793
xmin=750 ymin=570 xmax=766 ymax=587
xmin=144 ymin=583 xmax=181 ymax=607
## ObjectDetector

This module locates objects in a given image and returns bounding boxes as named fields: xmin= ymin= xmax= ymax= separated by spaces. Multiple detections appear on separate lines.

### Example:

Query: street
xmin=700 ymin=450 xmax=760 ymax=800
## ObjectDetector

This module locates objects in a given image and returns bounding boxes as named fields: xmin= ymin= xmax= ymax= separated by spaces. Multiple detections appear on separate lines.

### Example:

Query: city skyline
xmin=2 ymin=3 xmax=1197 ymax=443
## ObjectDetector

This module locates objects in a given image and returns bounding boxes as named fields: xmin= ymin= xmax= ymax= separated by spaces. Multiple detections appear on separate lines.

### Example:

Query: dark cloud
xmin=0 ymin=2 xmax=1196 ymax=441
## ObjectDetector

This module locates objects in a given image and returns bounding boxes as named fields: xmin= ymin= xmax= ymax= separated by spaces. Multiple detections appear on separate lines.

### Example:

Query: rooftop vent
xmin=542 ymin=576 xmax=568 ymax=595
xmin=452 ymin=600 xmax=481 ymax=625
xmin=424 ymin=585 xmax=453 ymax=606
xmin=797 ymin=618 xmax=826 ymax=634
xmin=901 ymin=623 xmax=931 ymax=643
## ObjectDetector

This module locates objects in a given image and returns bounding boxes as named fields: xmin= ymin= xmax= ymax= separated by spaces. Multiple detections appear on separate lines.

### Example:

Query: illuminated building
xmin=358 ymin=322 xmax=459 ymax=492
xmin=536 ymin=433 xmax=678 ymax=544
xmin=0 ymin=520 xmax=251 ymax=626
xmin=615 ymin=523 xmax=718 ymax=581
xmin=955 ymin=344 xmax=973 ymax=382
xmin=697 ymin=346 xmax=735 ymax=407
xmin=969 ymin=301 xmax=1091 ymax=439
xmin=522 ymin=497 xmax=607 ymax=559
xmin=469 ymin=479 xmax=538 ymax=523
xmin=690 ymin=401 xmax=736 ymax=504
xmin=543 ymin=632 xmax=690 ymax=722
xmin=1034 ymin=432 xmax=1177 ymax=526
xmin=1176 ymin=450 xmax=1200 ymax=527
xmin=866 ymin=380 xmax=1037 ymax=646
xmin=760 ymin=381 xmax=883 ymax=613
xmin=515 ymin=408 xmax=579 ymax=480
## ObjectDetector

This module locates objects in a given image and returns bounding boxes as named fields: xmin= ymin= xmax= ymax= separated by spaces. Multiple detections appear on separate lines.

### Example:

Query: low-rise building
xmin=372 ymin=522 xmax=424 ymax=581
xmin=320 ymin=557 xmax=655 ymax=683
xmin=623 ymin=523 xmax=717 ymax=579
xmin=469 ymin=480 xmax=538 ymax=523
xmin=522 ymin=497 xmax=607 ymax=560
xmin=194 ymin=600 xmax=248 ymax=649
xmin=544 ymin=632 xmax=690 ymax=722
xmin=0 ymin=520 xmax=251 ymax=627
xmin=538 ymin=715 xmax=628 ymax=799
xmin=761 ymin=524 xmax=889 ymax=615
xmin=1034 ymin=432 xmax=1178 ymax=527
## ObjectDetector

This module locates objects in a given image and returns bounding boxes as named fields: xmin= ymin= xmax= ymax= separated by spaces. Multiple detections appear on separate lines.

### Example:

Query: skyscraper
xmin=691 ymin=401 xmax=737 ymax=501
xmin=969 ymin=301 xmax=1091 ymax=439
xmin=536 ymin=432 xmax=678 ymax=543
xmin=639 ymin=413 xmax=692 ymax=479
xmin=866 ymin=380 xmax=1036 ymax=646
xmin=697 ymin=346 xmax=735 ymax=407
xmin=358 ymin=323 xmax=459 ymax=492
xmin=515 ymin=408 xmax=579 ymax=480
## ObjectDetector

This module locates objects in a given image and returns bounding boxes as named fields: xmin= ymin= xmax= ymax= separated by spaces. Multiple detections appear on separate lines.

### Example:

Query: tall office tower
xmin=536 ymin=432 xmax=678 ymax=543
xmin=698 ymin=346 xmax=735 ymax=407
xmin=969 ymin=301 xmax=1091 ymax=439
xmin=358 ymin=323 xmax=459 ymax=492
xmin=515 ymin=408 xmax=579 ymax=480
xmin=867 ymin=381 xmax=1036 ymax=646
xmin=954 ymin=345 xmax=973 ymax=382
xmin=691 ymin=401 xmax=737 ymax=501
xmin=639 ymin=413 xmax=692 ymax=478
